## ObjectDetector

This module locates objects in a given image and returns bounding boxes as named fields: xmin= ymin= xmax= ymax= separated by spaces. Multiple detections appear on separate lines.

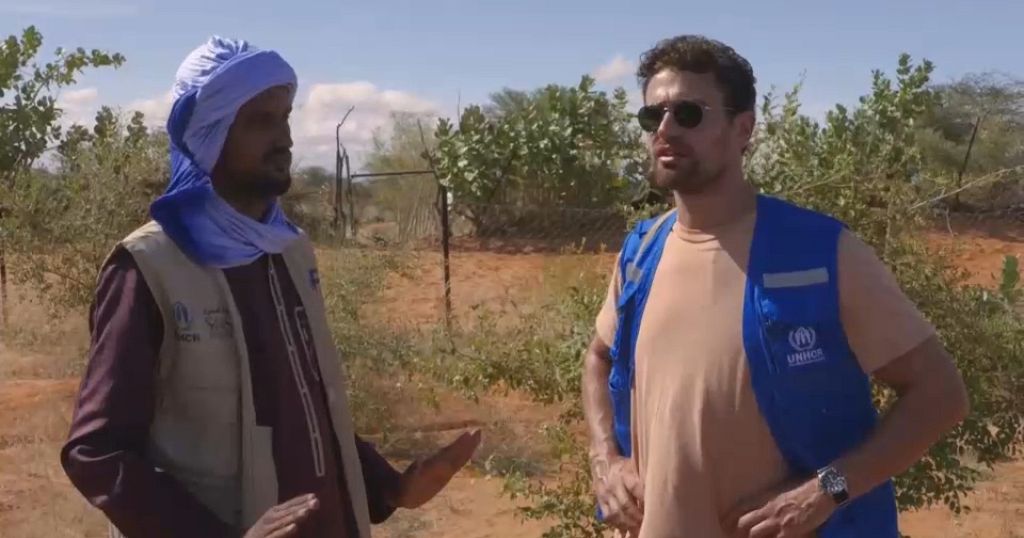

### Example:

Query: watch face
xmin=820 ymin=468 xmax=847 ymax=494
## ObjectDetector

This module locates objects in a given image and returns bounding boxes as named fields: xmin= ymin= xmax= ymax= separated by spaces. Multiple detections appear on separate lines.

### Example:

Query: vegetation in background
xmin=5 ymin=107 xmax=166 ymax=312
xmin=3 ymin=26 xmax=1024 ymax=537
xmin=1 ymin=26 xmax=125 ymax=185
xmin=1 ymin=26 xmax=126 ymax=324
xmin=433 ymin=76 xmax=645 ymax=237
xmin=916 ymin=72 xmax=1024 ymax=211
xmin=359 ymin=112 xmax=439 ymax=244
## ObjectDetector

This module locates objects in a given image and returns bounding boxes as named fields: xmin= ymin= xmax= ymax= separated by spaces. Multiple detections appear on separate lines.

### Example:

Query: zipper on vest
xmin=759 ymin=310 xmax=780 ymax=376
xmin=268 ymin=257 xmax=327 ymax=478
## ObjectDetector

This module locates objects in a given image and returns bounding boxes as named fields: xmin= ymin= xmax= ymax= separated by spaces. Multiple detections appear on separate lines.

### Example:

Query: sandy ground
xmin=1 ymin=216 xmax=1023 ymax=537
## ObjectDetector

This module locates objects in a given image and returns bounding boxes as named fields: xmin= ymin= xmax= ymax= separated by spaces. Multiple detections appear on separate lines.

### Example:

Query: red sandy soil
xmin=1 ymin=216 xmax=1022 ymax=537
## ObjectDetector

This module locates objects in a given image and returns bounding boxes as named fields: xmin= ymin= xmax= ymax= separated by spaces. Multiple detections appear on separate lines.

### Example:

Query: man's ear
xmin=735 ymin=110 xmax=756 ymax=154
xmin=738 ymin=110 xmax=756 ymax=141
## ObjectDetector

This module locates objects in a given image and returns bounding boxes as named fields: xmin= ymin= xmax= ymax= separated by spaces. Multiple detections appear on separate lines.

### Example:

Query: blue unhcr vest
xmin=603 ymin=194 xmax=899 ymax=537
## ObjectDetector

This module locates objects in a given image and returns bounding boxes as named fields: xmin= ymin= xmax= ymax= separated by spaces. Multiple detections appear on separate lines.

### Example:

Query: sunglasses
xmin=636 ymin=100 xmax=732 ymax=132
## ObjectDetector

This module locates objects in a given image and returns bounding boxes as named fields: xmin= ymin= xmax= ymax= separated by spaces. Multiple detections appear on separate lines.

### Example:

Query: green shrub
xmin=5 ymin=109 xmax=166 ymax=313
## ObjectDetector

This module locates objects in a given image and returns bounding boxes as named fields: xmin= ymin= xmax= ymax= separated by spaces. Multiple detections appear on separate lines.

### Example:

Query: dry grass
xmin=0 ymin=281 xmax=89 ymax=381
xmin=0 ymin=379 xmax=107 ymax=537
xmin=0 ymin=218 xmax=1022 ymax=536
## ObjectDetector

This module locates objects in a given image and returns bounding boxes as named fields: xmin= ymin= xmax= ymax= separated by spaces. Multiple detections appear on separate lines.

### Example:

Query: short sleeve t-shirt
xmin=594 ymin=207 xmax=935 ymax=538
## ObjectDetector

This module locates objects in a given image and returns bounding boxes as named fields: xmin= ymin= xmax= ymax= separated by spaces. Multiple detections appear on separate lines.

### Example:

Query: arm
xmin=582 ymin=335 xmax=617 ymax=473
xmin=727 ymin=232 xmax=969 ymax=536
xmin=833 ymin=335 xmax=969 ymax=499
xmin=59 ymin=247 xmax=237 ymax=538
xmin=354 ymin=435 xmax=403 ymax=523
xmin=829 ymin=233 xmax=970 ymax=501
xmin=728 ymin=338 xmax=968 ymax=535
xmin=354 ymin=429 xmax=481 ymax=518
xmin=583 ymin=261 xmax=623 ymax=468
xmin=581 ymin=264 xmax=644 ymax=532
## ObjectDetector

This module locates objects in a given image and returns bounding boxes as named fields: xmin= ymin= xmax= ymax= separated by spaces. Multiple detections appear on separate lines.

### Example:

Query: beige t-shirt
xmin=594 ymin=206 xmax=935 ymax=538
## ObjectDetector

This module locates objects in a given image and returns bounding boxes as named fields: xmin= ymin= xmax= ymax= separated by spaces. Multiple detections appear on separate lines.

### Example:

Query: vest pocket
xmin=756 ymin=292 xmax=877 ymax=467
xmin=758 ymin=290 xmax=840 ymax=377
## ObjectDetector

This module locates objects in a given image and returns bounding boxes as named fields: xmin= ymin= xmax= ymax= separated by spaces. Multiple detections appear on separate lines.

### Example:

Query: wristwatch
xmin=816 ymin=466 xmax=850 ymax=507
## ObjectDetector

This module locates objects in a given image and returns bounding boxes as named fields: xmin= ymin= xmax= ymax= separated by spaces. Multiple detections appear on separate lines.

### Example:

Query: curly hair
xmin=637 ymin=35 xmax=757 ymax=114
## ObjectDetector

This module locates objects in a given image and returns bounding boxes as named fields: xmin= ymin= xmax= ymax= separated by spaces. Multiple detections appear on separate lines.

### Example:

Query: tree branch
xmin=904 ymin=165 xmax=1024 ymax=213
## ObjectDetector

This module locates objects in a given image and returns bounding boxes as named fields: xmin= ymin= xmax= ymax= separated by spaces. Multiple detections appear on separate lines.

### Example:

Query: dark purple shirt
xmin=60 ymin=246 xmax=401 ymax=538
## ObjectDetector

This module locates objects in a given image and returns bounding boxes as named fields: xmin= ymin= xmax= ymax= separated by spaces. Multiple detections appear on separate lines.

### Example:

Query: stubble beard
xmin=252 ymin=173 xmax=292 ymax=199
xmin=651 ymin=158 xmax=723 ymax=195
xmin=237 ymin=165 xmax=292 ymax=200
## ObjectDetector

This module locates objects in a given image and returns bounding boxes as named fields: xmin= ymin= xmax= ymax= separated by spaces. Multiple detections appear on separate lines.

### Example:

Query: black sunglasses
xmin=636 ymin=100 xmax=732 ymax=132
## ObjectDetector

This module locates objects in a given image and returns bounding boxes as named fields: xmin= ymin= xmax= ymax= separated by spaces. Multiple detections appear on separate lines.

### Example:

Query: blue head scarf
xmin=151 ymin=36 xmax=301 ymax=268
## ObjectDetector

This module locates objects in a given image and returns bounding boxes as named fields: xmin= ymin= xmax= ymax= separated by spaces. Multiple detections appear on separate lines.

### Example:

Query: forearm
xmin=354 ymin=435 xmax=402 ymax=523
xmin=834 ymin=353 xmax=969 ymax=499
xmin=62 ymin=439 xmax=237 ymax=537
xmin=582 ymin=338 xmax=618 ymax=463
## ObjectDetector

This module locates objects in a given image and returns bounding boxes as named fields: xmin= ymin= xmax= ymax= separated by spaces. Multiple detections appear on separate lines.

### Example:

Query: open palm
xmin=395 ymin=429 xmax=483 ymax=509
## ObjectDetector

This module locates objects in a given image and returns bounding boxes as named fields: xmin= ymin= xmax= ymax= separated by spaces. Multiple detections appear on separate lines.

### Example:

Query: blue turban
xmin=150 ymin=36 xmax=301 ymax=268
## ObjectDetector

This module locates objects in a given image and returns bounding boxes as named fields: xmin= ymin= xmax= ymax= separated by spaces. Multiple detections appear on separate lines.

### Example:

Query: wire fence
xmin=288 ymin=173 xmax=632 ymax=328
xmin=347 ymin=173 xmax=441 ymax=247
xmin=284 ymin=163 xmax=1024 ymax=331
xmin=306 ymin=173 xmax=633 ymax=251
xmin=448 ymin=203 xmax=628 ymax=253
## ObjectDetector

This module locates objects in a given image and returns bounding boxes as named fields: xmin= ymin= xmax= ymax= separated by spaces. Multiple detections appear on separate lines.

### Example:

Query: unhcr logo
xmin=172 ymin=301 xmax=201 ymax=344
xmin=173 ymin=302 xmax=192 ymax=331
xmin=786 ymin=326 xmax=825 ymax=367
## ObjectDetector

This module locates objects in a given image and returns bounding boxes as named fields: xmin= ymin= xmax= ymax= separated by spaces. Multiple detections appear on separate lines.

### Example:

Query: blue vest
xmin=604 ymin=194 xmax=899 ymax=536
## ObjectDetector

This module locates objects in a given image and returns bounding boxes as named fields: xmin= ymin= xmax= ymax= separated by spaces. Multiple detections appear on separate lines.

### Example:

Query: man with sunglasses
xmin=581 ymin=35 xmax=968 ymax=537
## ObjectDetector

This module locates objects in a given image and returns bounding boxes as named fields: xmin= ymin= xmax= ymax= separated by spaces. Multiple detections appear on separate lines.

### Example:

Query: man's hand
xmin=243 ymin=494 xmax=319 ymax=538
xmin=722 ymin=478 xmax=833 ymax=538
xmin=394 ymin=429 xmax=482 ymax=509
xmin=592 ymin=454 xmax=644 ymax=533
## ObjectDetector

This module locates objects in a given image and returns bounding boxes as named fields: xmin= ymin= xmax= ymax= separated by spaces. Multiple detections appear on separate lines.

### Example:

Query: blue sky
xmin=3 ymin=0 xmax=1021 ymax=168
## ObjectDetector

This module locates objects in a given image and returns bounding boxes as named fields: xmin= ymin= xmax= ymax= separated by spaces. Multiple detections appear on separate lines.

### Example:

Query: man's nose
xmin=278 ymin=122 xmax=293 ymax=149
xmin=656 ymin=111 xmax=685 ymax=143
xmin=656 ymin=109 xmax=685 ymax=138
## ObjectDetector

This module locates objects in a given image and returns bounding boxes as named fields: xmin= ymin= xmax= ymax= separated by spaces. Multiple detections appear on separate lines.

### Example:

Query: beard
xmin=251 ymin=149 xmax=293 ymax=198
xmin=650 ymin=156 xmax=723 ymax=195
xmin=247 ymin=172 xmax=292 ymax=198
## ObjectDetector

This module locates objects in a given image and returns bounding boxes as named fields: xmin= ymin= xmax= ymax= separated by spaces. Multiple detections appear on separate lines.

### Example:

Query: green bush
xmin=421 ymin=253 xmax=610 ymax=536
xmin=316 ymin=246 xmax=423 ymax=435
xmin=434 ymin=76 xmax=645 ymax=235
xmin=5 ymin=109 xmax=166 ymax=312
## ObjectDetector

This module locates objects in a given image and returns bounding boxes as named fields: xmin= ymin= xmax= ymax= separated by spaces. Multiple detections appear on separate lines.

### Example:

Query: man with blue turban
xmin=60 ymin=36 xmax=480 ymax=538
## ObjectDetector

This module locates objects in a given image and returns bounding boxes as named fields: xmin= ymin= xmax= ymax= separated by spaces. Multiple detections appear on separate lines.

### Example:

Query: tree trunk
xmin=0 ymin=244 xmax=7 ymax=327
xmin=0 ymin=206 xmax=7 ymax=327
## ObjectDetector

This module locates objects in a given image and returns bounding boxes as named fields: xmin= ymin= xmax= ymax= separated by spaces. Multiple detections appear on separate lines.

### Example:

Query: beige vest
xmin=107 ymin=221 xmax=372 ymax=537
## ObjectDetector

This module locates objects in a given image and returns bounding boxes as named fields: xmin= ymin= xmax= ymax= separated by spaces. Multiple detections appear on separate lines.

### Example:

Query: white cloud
xmin=125 ymin=91 xmax=174 ymax=127
xmin=56 ymin=87 xmax=173 ymax=135
xmin=54 ymin=81 xmax=438 ymax=169
xmin=592 ymin=54 xmax=635 ymax=84
xmin=57 ymin=87 xmax=100 ymax=127
xmin=60 ymin=87 xmax=99 ymax=106
xmin=292 ymin=82 xmax=439 ymax=169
